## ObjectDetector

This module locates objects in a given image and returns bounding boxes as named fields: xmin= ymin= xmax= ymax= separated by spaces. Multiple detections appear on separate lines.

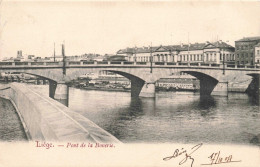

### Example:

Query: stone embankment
xmin=0 ymin=83 xmax=120 ymax=143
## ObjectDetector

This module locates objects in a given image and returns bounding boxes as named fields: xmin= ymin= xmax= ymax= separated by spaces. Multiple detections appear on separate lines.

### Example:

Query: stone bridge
xmin=1 ymin=61 xmax=260 ymax=106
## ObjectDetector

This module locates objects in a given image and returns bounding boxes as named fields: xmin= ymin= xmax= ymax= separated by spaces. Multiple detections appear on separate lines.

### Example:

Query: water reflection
xmin=198 ymin=96 xmax=217 ymax=110
xmin=67 ymin=88 xmax=260 ymax=144
xmin=249 ymin=94 xmax=260 ymax=106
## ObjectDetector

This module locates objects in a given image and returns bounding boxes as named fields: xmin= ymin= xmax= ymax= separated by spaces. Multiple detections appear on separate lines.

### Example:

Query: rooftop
xmin=236 ymin=36 xmax=260 ymax=42
xmin=255 ymin=42 xmax=260 ymax=47
xmin=117 ymin=41 xmax=234 ymax=54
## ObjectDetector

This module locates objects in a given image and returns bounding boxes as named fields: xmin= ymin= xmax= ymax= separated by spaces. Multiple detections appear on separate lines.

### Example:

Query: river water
xmin=66 ymin=88 xmax=260 ymax=145
xmin=26 ymin=84 xmax=260 ymax=145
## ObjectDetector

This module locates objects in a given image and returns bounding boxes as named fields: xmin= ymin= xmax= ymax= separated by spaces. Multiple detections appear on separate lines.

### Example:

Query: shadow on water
xmin=191 ymin=95 xmax=217 ymax=117
xmin=248 ymin=94 xmax=260 ymax=106
xmin=115 ymin=97 xmax=145 ymax=121
xmin=198 ymin=95 xmax=217 ymax=109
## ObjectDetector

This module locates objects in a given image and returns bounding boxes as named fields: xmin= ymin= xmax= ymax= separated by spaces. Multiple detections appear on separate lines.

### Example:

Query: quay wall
xmin=0 ymin=83 xmax=120 ymax=143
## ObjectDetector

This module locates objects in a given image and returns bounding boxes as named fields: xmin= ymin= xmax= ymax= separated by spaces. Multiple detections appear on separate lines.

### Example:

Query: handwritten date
xmin=202 ymin=151 xmax=241 ymax=165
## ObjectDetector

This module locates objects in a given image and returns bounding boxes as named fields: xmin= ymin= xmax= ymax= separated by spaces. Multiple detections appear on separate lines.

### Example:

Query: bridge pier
xmin=246 ymin=74 xmax=260 ymax=105
xmin=42 ymin=79 xmax=46 ymax=85
xmin=131 ymin=78 xmax=145 ymax=97
xmin=53 ymin=82 xmax=69 ymax=107
xmin=139 ymin=82 xmax=156 ymax=98
xmin=4 ymin=77 xmax=8 ymax=83
xmin=130 ymin=77 xmax=155 ymax=98
xmin=36 ymin=78 xmax=41 ymax=85
xmin=17 ymin=77 xmax=21 ymax=82
xmin=49 ymin=80 xmax=57 ymax=99
xmin=211 ymin=82 xmax=228 ymax=96
xmin=199 ymin=77 xmax=218 ymax=96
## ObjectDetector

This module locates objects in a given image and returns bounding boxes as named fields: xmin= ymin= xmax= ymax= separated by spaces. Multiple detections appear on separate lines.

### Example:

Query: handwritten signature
xmin=163 ymin=143 xmax=203 ymax=167
xmin=163 ymin=143 xmax=242 ymax=167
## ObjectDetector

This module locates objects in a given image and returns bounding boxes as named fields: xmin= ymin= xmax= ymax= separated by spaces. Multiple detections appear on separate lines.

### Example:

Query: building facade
xmin=117 ymin=41 xmax=235 ymax=64
xmin=254 ymin=43 xmax=260 ymax=64
xmin=235 ymin=36 xmax=260 ymax=65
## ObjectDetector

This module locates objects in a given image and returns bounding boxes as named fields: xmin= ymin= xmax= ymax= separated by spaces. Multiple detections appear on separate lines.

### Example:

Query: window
xmin=257 ymin=50 xmax=260 ymax=54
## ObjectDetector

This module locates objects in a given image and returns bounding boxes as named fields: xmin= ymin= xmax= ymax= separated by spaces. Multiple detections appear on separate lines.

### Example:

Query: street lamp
xmin=222 ymin=49 xmax=225 ymax=75
xmin=134 ymin=46 xmax=137 ymax=62
xmin=150 ymin=45 xmax=153 ymax=73
xmin=62 ymin=43 xmax=66 ymax=75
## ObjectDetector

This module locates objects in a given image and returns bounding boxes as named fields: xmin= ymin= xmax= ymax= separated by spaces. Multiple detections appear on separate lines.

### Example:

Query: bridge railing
xmin=68 ymin=61 xmax=81 ymax=65
xmin=237 ymin=65 xmax=245 ymax=68
xmin=82 ymin=61 xmax=95 ymax=65
xmin=166 ymin=62 xmax=177 ymax=65
xmin=0 ymin=62 xmax=13 ymax=66
xmin=245 ymin=65 xmax=255 ymax=68
xmin=190 ymin=63 xmax=199 ymax=66
xmin=46 ymin=62 xmax=60 ymax=66
xmin=200 ymin=63 xmax=210 ymax=66
xmin=123 ymin=62 xmax=134 ymax=65
xmin=227 ymin=64 xmax=236 ymax=68
xmin=31 ymin=62 xmax=44 ymax=66
xmin=136 ymin=62 xmax=147 ymax=65
xmin=1 ymin=60 xmax=260 ymax=70
xmin=155 ymin=62 xmax=165 ymax=65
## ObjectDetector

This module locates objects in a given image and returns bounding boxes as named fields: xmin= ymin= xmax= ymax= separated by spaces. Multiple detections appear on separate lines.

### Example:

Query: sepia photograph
xmin=0 ymin=0 xmax=260 ymax=166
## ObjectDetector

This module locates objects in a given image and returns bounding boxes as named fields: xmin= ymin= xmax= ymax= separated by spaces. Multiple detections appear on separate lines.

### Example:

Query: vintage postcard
xmin=0 ymin=0 xmax=260 ymax=167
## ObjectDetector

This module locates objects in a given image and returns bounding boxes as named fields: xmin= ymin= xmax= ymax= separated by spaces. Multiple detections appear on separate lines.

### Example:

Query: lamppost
xmin=150 ymin=45 xmax=153 ymax=73
xmin=169 ymin=48 xmax=173 ymax=62
xmin=134 ymin=46 xmax=137 ymax=62
xmin=62 ymin=43 xmax=66 ymax=76
xmin=222 ymin=49 xmax=225 ymax=75
xmin=54 ymin=43 xmax=56 ymax=62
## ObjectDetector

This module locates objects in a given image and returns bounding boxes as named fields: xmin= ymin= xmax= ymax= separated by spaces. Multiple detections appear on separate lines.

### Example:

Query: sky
xmin=0 ymin=1 xmax=260 ymax=58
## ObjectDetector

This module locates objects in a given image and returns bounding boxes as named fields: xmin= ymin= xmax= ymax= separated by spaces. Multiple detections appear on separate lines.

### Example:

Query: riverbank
xmin=0 ymin=97 xmax=28 ymax=141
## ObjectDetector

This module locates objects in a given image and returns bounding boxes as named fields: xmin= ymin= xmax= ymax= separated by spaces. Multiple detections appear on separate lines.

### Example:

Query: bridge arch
xmin=107 ymin=70 xmax=145 ymax=97
xmin=0 ymin=68 xmax=64 ymax=82
xmin=181 ymin=71 xmax=219 ymax=95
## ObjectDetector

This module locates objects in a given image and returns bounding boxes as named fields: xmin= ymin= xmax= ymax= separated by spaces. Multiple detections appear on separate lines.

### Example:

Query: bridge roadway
xmin=1 ymin=61 xmax=260 ymax=106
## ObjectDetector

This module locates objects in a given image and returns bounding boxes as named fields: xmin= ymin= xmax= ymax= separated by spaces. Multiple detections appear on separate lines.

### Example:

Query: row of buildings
xmin=2 ymin=36 xmax=260 ymax=66
xmin=117 ymin=36 xmax=260 ymax=65
xmin=1 ymin=51 xmax=109 ymax=63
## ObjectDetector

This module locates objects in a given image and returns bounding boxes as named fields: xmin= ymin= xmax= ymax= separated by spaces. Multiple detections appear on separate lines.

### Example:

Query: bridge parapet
xmin=1 ymin=61 xmax=260 ymax=70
